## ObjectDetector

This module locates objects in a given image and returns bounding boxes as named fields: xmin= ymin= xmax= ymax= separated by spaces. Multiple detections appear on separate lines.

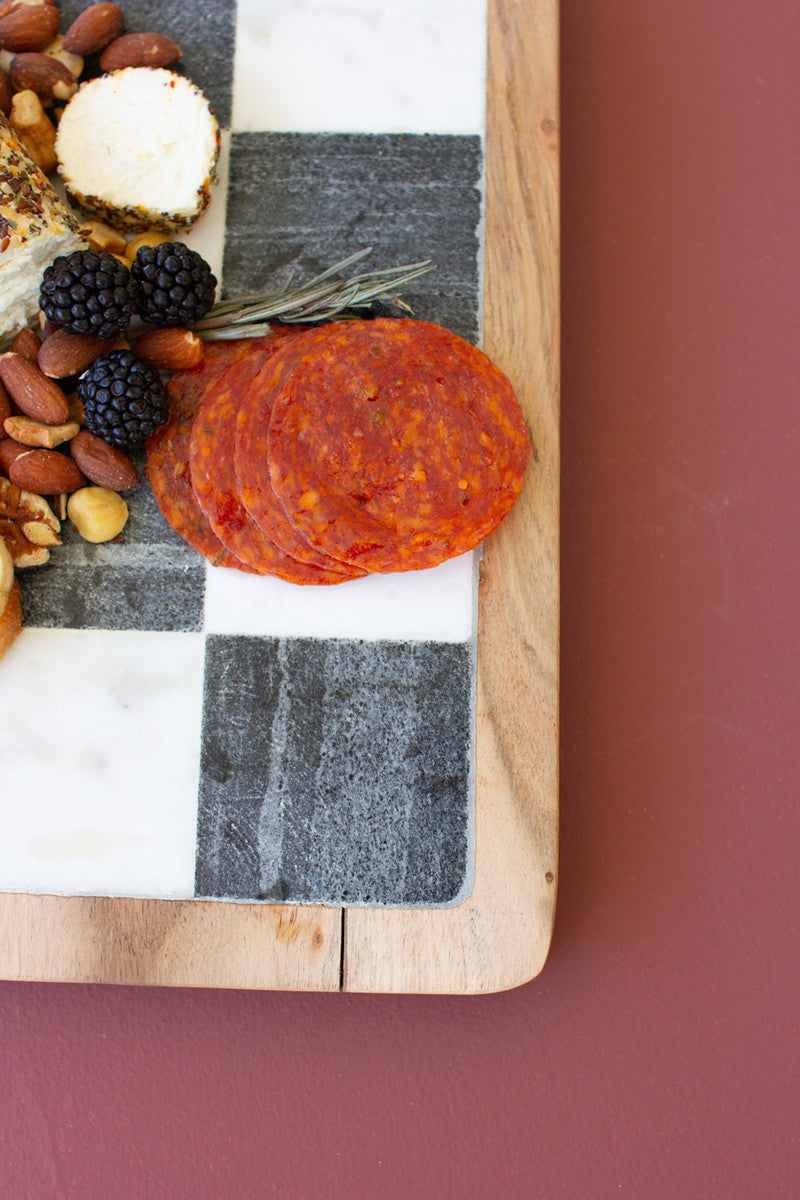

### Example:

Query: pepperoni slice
xmin=266 ymin=319 xmax=530 ymax=573
xmin=145 ymin=340 xmax=258 ymax=572
xmin=234 ymin=324 xmax=366 ymax=578
xmin=189 ymin=339 xmax=356 ymax=585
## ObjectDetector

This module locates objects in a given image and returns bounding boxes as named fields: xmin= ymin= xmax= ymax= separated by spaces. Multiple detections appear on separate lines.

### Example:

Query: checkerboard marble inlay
xmin=0 ymin=0 xmax=488 ymax=907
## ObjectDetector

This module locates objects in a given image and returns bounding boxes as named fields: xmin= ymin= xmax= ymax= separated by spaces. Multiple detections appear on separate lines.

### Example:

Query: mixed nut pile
xmin=0 ymin=1 xmax=213 ymax=658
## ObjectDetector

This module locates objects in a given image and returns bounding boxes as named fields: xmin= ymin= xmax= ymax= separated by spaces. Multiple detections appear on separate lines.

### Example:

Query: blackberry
xmin=78 ymin=350 xmax=169 ymax=447
xmin=39 ymin=250 xmax=134 ymax=339
xmin=130 ymin=241 xmax=217 ymax=326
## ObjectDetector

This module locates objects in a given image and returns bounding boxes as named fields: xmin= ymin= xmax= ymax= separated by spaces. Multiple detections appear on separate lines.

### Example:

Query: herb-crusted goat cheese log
xmin=56 ymin=69 xmax=220 ymax=233
xmin=0 ymin=116 xmax=84 ymax=343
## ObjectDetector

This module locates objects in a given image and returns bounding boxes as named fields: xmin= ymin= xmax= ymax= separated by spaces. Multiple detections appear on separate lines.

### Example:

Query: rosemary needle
xmin=192 ymin=248 xmax=435 ymax=340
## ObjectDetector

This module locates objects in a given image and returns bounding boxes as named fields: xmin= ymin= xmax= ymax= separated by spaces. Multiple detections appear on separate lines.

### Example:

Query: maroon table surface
xmin=2 ymin=2 xmax=798 ymax=1196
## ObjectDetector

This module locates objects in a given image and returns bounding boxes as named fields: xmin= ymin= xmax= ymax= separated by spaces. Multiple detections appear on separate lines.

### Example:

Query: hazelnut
xmin=67 ymin=486 xmax=128 ymax=543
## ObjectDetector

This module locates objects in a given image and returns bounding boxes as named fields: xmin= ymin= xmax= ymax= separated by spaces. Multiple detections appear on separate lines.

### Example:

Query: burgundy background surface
xmin=2 ymin=1 xmax=798 ymax=1196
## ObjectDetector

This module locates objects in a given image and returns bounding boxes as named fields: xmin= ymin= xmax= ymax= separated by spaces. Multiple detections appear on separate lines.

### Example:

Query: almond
xmin=135 ymin=327 xmax=204 ymax=371
xmin=9 ymin=51 xmax=77 ymax=103
xmin=0 ymin=435 xmax=26 ymax=472
xmin=0 ymin=64 xmax=11 ymax=115
xmin=0 ymin=352 xmax=69 ymax=423
xmin=62 ymin=2 xmax=123 ymax=56
xmin=0 ymin=378 xmax=10 ymax=423
xmin=11 ymin=325 xmax=41 ymax=363
xmin=4 ymin=413 xmax=80 ymax=448
xmin=99 ymin=32 xmax=180 ymax=73
xmin=70 ymin=428 xmax=139 ymax=491
xmin=9 ymin=447 xmax=84 ymax=494
xmin=0 ymin=1 xmax=58 ymax=19
xmin=38 ymin=328 xmax=113 ymax=379
xmin=0 ymin=4 xmax=59 ymax=53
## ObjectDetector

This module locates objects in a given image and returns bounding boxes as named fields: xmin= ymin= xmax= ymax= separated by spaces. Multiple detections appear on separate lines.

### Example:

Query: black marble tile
xmin=223 ymin=133 xmax=483 ymax=343
xmin=18 ymin=452 xmax=205 ymax=632
xmin=195 ymin=637 xmax=473 ymax=906
xmin=58 ymin=0 xmax=236 ymax=127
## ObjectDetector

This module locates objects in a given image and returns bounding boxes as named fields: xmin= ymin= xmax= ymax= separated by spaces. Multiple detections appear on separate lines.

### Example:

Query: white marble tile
xmin=182 ymin=129 xmax=230 ymax=290
xmin=203 ymin=549 xmax=478 ymax=643
xmin=0 ymin=630 xmax=205 ymax=898
xmin=232 ymin=0 xmax=487 ymax=135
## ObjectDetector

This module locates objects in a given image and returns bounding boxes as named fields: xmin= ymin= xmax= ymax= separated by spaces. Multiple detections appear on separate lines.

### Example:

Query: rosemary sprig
xmin=192 ymin=248 xmax=435 ymax=340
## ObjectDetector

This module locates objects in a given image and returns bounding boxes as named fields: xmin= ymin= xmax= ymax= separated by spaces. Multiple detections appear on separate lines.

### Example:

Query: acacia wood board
xmin=0 ymin=0 xmax=558 ymax=994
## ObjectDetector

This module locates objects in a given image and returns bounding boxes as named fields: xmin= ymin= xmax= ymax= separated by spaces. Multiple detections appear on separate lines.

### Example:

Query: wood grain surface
xmin=0 ymin=894 xmax=341 ymax=990
xmin=0 ymin=0 xmax=559 ymax=993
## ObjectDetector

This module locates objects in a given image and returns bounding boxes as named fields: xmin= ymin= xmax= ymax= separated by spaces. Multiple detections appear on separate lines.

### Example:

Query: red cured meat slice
xmin=189 ymin=343 xmax=356 ymax=585
xmin=234 ymin=324 xmax=366 ymax=578
xmin=145 ymin=340 xmax=260 ymax=572
xmin=266 ymin=319 xmax=531 ymax=574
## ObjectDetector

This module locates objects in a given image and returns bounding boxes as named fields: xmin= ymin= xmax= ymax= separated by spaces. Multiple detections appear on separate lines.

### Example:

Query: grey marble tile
xmin=17 ymin=452 xmax=205 ymax=632
xmin=223 ymin=133 xmax=483 ymax=343
xmin=58 ymin=0 xmax=237 ymax=127
xmin=196 ymin=636 xmax=473 ymax=906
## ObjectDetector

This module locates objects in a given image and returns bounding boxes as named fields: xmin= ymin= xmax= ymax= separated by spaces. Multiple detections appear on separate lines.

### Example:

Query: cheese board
xmin=0 ymin=0 xmax=558 ymax=993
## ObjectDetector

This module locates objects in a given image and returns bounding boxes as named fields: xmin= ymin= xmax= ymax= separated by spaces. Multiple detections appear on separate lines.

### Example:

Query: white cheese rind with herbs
xmin=56 ymin=68 xmax=220 ymax=233
xmin=0 ymin=116 xmax=84 ymax=344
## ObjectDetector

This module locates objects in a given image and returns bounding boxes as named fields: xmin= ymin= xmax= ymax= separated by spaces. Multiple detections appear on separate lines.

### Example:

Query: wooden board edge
xmin=0 ymin=894 xmax=342 ymax=991
xmin=341 ymin=0 xmax=560 ymax=994
xmin=0 ymin=0 xmax=558 ymax=997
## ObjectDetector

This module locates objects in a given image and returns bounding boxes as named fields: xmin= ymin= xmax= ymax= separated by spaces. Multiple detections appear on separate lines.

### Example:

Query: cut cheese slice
xmin=56 ymin=68 xmax=220 ymax=233
xmin=0 ymin=115 xmax=84 ymax=344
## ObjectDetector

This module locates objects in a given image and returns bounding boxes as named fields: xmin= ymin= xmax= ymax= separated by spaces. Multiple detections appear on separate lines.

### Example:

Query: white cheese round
xmin=56 ymin=69 xmax=220 ymax=232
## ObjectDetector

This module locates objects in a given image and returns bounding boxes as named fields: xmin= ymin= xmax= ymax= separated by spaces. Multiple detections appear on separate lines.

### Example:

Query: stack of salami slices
xmin=145 ymin=319 xmax=530 ymax=584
